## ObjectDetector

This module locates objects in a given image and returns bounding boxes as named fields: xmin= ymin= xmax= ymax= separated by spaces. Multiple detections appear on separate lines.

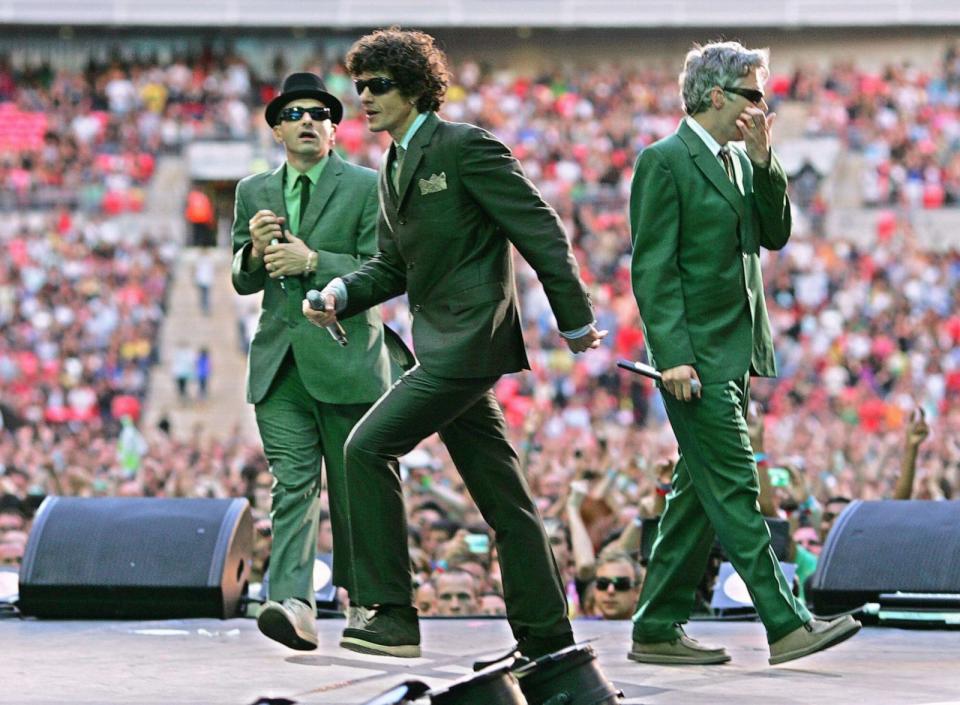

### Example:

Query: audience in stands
xmin=1 ymin=44 xmax=959 ymax=621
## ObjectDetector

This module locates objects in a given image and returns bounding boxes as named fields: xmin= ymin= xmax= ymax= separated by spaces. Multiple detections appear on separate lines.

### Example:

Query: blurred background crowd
xmin=2 ymin=32 xmax=959 ymax=619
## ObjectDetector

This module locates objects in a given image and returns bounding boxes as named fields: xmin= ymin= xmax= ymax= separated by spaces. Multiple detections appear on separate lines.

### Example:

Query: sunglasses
xmin=354 ymin=77 xmax=399 ymax=96
xmin=278 ymin=106 xmax=331 ymax=123
xmin=723 ymin=86 xmax=765 ymax=104
xmin=596 ymin=577 xmax=637 ymax=592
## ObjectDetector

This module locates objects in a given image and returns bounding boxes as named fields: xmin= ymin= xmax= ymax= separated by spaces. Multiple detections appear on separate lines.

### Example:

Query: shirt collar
xmin=284 ymin=155 xmax=328 ymax=194
xmin=395 ymin=112 xmax=430 ymax=151
xmin=684 ymin=115 xmax=724 ymax=159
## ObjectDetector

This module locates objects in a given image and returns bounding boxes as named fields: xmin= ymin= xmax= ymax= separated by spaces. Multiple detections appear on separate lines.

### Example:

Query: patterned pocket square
xmin=418 ymin=172 xmax=447 ymax=195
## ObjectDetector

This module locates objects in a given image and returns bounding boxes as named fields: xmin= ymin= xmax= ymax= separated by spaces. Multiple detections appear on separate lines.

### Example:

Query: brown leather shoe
xmin=768 ymin=615 xmax=861 ymax=665
xmin=628 ymin=630 xmax=731 ymax=665
xmin=257 ymin=598 xmax=318 ymax=651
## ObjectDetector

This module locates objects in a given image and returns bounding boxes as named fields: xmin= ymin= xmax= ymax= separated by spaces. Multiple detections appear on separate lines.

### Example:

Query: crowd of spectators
xmin=2 ymin=42 xmax=959 ymax=621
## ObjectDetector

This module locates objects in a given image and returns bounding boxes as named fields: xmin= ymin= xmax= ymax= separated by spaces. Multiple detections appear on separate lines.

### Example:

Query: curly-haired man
xmin=304 ymin=28 xmax=605 ymax=661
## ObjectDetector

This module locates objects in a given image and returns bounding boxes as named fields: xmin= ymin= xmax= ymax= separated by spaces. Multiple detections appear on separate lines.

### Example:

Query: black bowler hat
xmin=264 ymin=72 xmax=344 ymax=126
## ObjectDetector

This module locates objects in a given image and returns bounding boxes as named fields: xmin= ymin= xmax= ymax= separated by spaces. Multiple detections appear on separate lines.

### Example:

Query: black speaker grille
xmin=26 ymin=498 xmax=230 ymax=587
xmin=811 ymin=500 xmax=960 ymax=612
xmin=19 ymin=496 xmax=252 ymax=618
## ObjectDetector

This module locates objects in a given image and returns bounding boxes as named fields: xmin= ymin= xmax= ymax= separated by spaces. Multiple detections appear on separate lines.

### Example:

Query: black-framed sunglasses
xmin=354 ymin=77 xmax=399 ymax=96
xmin=595 ymin=577 xmax=637 ymax=592
xmin=278 ymin=106 xmax=331 ymax=123
xmin=723 ymin=86 xmax=765 ymax=104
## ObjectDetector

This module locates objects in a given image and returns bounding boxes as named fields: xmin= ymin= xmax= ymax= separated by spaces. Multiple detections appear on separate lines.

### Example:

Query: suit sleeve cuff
xmin=560 ymin=322 xmax=594 ymax=339
xmin=323 ymin=278 xmax=348 ymax=313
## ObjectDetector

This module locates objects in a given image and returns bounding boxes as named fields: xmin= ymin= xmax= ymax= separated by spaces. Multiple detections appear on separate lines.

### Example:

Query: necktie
xmin=392 ymin=145 xmax=406 ymax=194
xmin=719 ymin=147 xmax=736 ymax=185
xmin=297 ymin=173 xmax=311 ymax=233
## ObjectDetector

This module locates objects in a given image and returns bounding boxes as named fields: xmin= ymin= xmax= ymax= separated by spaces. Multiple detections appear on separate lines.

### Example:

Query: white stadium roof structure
xmin=0 ymin=0 xmax=958 ymax=27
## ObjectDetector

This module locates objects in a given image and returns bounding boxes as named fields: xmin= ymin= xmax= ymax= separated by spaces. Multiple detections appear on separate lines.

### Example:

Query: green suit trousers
xmin=254 ymin=354 xmax=370 ymax=606
xmin=632 ymin=374 xmax=810 ymax=644
xmin=343 ymin=365 xmax=572 ymax=643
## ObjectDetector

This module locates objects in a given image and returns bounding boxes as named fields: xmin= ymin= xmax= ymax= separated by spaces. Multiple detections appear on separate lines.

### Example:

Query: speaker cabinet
xmin=810 ymin=500 xmax=960 ymax=614
xmin=19 ymin=497 xmax=253 ymax=619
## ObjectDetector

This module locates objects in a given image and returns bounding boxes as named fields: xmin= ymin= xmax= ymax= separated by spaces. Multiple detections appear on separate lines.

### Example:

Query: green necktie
xmin=392 ymin=145 xmax=405 ymax=194
xmin=297 ymin=173 xmax=311 ymax=233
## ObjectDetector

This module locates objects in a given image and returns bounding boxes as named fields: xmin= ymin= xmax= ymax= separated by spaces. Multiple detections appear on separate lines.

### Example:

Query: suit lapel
xmin=298 ymin=153 xmax=341 ymax=238
xmin=263 ymin=164 xmax=287 ymax=225
xmin=678 ymin=122 xmax=745 ymax=220
xmin=396 ymin=113 xmax=441 ymax=207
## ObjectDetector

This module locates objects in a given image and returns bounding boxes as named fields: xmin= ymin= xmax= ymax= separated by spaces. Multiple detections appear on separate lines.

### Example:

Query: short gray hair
xmin=680 ymin=41 xmax=770 ymax=116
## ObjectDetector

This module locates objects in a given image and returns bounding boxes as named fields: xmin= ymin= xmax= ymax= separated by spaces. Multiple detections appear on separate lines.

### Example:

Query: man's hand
xmin=248 ymin=210 xmax=285 ymax=258
xmin=564 ymin=325 xmax=608 ymax=353
xmin=661 ymin=364 xmax=701 ymax=402
xmin=906 ymin=407 xmax=930 ymax=449
xmin=264 ymin=231 xmax=312 ymax=278
xmin=301 ymin=289 xmax=338 ymax=328
xmin=737 ymin=108 xmax=776 ymax=167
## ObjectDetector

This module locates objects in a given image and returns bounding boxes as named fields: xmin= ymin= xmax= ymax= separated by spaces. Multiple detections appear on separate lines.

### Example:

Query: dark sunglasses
xmin=278 ymin=106 xmax=331 ymax=123
xmin=723 ymin=86 xmax=765 ymax=104
xmin=354 ymin=77 xmax=399 ymax=96
xmin=596 ymin=577 xmax=636 ymax=592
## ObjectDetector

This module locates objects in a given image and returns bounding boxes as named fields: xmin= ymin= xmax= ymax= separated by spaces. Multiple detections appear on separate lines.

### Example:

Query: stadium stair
xmin=143 ymin=158 xmax=257 ymax=443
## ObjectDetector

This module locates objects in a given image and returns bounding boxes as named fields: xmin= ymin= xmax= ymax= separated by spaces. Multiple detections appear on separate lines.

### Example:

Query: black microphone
xmin=617 ymin=358 xmax=701 ymax=393
xmin=306 ymin=289 xmax=348 ymax=347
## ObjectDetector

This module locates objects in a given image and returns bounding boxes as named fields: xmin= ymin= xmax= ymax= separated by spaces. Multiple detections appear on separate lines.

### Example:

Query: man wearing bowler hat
xmin=231 ymin=72 xmax=410 ymax=650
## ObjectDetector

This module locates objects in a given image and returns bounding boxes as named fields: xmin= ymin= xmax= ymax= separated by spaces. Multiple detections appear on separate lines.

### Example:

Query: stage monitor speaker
xmin=18 ymin=496 xmax=253 ymax=619
xmin=640 ymin=515 xmax=790 ymax=564
xmin=810 ymin=500 xmax=960 ymax=614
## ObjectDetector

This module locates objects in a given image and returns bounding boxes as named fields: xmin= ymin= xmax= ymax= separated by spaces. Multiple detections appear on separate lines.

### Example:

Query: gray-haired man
xmin=627 ymin=41 xmax=860 ymax=666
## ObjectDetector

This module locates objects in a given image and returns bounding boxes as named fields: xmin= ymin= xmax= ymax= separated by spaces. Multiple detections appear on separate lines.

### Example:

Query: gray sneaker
xmin=257 ymin=598 xmax=318 ymax=651
xmin=768 ymin=615 xmax=861 ymax=665
xmin=340 ymin=604 xmax=421 ymax=658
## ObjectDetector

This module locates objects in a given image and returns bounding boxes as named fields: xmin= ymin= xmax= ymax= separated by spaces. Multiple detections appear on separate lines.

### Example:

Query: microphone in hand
xmin=306 ymin=289 xmax=348 ymax=347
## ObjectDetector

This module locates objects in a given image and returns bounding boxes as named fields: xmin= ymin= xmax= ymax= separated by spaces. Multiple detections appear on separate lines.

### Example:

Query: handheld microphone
xmin=617 ymin=359 xmax=701 ymax=394
xmin=269 ymin=238 xmax=286 ymax=290
xmin=306 ymin=289 xmax=348 ymax=347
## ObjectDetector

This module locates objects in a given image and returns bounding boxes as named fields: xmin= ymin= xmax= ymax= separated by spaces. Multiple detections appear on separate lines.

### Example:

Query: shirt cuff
xmin=559 ymin=323 xmax=594 ymax=339
xmin=323 ymin=278 xmax=348 ymax=313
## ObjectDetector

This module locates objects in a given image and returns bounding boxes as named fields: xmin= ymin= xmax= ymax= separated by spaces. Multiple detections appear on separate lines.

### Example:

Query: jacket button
xmin=413 ymin=304 xmax=422 ymax=312
xmin=398 ymin=217 xmax=407 ymax=225
xmin=407 ymin=262 xmax=415 ymax=270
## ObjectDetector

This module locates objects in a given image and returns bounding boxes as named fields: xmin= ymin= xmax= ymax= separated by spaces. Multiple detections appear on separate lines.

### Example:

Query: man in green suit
xmin=628 ymin=41 xmax=860 ymax=666
xmin=231 ymin=73 xmax=406 ymax=650
xmin=304 ymin=29 xmax=606 ymax=660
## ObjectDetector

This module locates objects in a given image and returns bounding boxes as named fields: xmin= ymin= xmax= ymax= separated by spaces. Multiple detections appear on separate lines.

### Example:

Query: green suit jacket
xmin=231 ymin=152 xmax=400 ymax=404
xmin=630 ymin=120 xmax=791 ymax=384
xmin=340 ymin=113 xmax=593 ymax=378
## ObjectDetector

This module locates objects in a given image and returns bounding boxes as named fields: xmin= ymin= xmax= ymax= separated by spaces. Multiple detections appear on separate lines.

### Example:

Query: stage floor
xmin=4 ymin=616 xmax=958 ymax=704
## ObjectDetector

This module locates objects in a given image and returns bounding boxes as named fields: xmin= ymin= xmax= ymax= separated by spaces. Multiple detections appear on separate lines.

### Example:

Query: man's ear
xmin=328 ymin=122 xmax=337 ymax=148
xmin=271 ymin=125 xmax=283 ymax=143
xmin=710 ymin=86 xmax=725 ymax=110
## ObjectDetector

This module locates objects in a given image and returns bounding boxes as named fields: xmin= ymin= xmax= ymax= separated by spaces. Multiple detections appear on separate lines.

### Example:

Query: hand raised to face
xmin=736 ymin=108 xmax=776 ymax=167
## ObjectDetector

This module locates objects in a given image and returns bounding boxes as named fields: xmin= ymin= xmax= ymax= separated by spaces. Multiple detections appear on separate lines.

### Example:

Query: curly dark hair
xmin=345 ymin=27 xmax=450 ymax=113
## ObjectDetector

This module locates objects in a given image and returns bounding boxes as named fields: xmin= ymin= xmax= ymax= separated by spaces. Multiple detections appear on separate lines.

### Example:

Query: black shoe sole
xmin=257 ymin=608 xmax=317 ymax=651
xmin=340 ymin=635 xmax=421 ymax=658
